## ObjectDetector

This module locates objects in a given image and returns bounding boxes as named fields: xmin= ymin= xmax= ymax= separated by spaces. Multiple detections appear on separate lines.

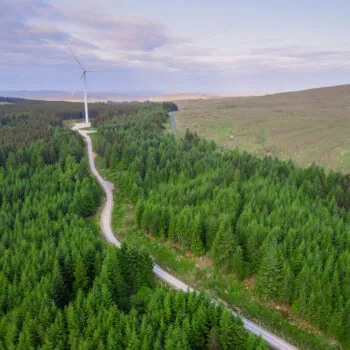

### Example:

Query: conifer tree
xmin=211 ymin=217 xmax=236 ymax=273
xmin=255 ymin=243 xmax=283 ymax=300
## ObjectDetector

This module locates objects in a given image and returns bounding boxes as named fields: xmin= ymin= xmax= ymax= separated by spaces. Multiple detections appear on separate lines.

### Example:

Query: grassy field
xmin=175 ymin=84 xmax=350 ymax=173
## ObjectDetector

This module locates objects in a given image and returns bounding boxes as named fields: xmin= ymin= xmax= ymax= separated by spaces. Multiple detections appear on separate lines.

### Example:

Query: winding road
xmin=73 ymin=122 xmax=297 ymax=350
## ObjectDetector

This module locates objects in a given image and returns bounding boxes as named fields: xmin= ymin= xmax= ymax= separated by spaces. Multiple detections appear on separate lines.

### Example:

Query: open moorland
xmin=175 ymin=84 xmax=350 ymax=173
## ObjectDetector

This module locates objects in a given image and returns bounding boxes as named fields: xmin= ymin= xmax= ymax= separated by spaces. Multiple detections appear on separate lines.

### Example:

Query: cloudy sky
xmin=2 ymin=0 xmax=350 ymax=94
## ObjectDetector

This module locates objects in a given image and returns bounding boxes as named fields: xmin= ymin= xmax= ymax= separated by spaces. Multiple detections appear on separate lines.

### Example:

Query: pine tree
xmin=211 ymin=217 xmax=236 ymax=273
xmin=232 ymin=245 xmax=245 ymax=280
xmin=279 ymin=262 xmax=294 ymax=304
xmin=191 ymin=214 xmax=205 ymax=255
xmin=207 ymin=327 xmax=220 ymax=350
xmin=219 ymin=311 xmax=247 ymax=350
xmin=164 ymin=325 xmax=190 ymax=350
xmin=255 ymin=243 xmax=283 ymax=300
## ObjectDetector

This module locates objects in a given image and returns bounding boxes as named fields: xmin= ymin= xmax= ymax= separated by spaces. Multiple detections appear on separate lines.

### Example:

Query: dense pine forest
xmin=94 ymin=105 xmax=350 ymax=346
xmin=0 ymin=102 xmax=265 ymax=349
xmin=0 ymin=98 xmax=139 ymax=167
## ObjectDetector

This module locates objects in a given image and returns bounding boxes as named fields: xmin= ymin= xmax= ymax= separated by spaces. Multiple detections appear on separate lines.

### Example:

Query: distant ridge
xmin=1 ymin=84 xmax=349 ymax=103
xmin=0 ymin=90 xmax=161 ymax=103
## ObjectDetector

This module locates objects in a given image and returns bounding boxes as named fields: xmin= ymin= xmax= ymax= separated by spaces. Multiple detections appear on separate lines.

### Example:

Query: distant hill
xmin=254 ymin=84 xmax=350 ymax=107
xmin=175 ymin=84 xmax=350 ymax=173
xmin=175 ymin=84 xmax=350 ymax=105
xmin=0 ymin=90 xmax=159 ymax=103
xmin=0 ymin=96 xmax=25 ymax=104
xmin=0 ymin=90 xmax=252 ymax=103
xmin=2 ymin=85 xmax=350 ymax=104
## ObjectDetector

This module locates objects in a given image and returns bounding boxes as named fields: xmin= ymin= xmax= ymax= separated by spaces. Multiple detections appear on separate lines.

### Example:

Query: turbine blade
xmin=68 ymin=46 xmax=85 ymax=70
xmin=71 ymin=72 xmax=84 ymax=98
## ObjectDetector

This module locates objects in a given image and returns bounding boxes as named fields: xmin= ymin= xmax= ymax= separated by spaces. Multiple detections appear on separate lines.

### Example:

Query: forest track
xmin=73 ymin=123 xmax=298 ymax=350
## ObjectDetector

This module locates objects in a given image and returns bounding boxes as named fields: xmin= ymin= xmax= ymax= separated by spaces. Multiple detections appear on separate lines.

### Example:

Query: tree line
xmin=93 ymin=104 xmax=350 ymax=346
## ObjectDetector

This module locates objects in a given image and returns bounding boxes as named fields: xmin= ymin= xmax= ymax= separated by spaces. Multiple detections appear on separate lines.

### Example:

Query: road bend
xmin=73 ymin=123 xmax=298 ymax=350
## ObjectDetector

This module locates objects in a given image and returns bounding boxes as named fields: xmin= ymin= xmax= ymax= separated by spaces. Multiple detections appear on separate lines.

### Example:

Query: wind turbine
xmin=69 ymin=47 xmax=93 ymax=125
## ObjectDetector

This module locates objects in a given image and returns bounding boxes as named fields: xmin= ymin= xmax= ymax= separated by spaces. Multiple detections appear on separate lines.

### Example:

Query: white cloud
xmin=2 ymin=0 xmax=350 ymax=82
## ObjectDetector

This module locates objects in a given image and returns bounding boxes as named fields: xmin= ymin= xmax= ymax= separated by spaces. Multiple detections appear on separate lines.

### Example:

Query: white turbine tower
xmin=69 ymin=47 xmax=92 ymax=125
